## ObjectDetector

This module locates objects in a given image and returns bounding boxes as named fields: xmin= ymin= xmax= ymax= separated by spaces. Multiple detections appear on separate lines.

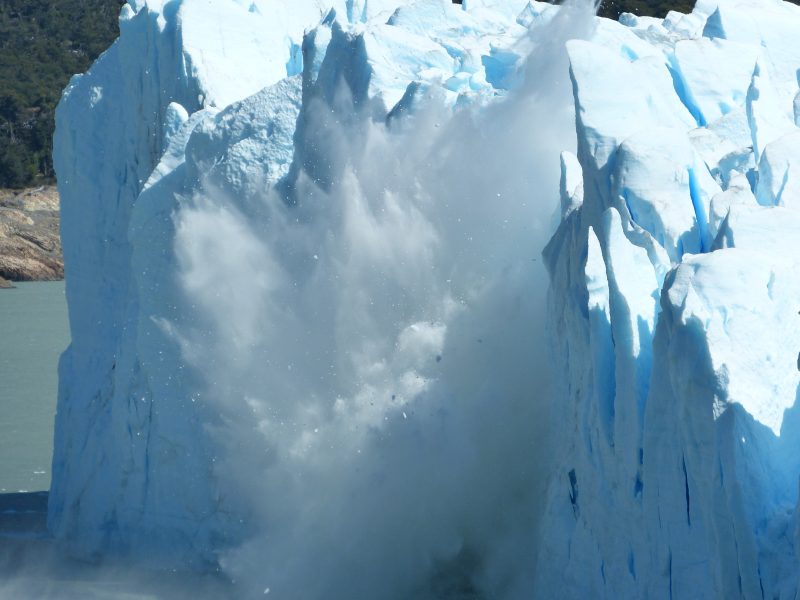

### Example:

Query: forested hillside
xmin=597 ymin=0 xmax=692 ymax=18
xmin=0 ymin=0 xmax=124 ymax=188
xmin=0 ymin=0 xmax=797 ymax=188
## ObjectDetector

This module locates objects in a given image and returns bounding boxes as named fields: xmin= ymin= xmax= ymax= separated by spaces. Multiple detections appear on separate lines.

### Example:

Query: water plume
xmin=168 ymin=3 xmax=597 ymax=598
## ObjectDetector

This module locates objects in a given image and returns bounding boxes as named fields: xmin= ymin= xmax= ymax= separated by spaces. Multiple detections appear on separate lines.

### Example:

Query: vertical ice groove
xmin=688 ymin=167 xmax=709 ymax=252
xmin=568 ymin=468 xmax=579 ymax=518
xmin=667 ymin=54 xmax=706 ymax=127
xmin=681 ymin=455 xmax=691 ymax=527
xmin=586 ymin=225 xmax=615 ymax=446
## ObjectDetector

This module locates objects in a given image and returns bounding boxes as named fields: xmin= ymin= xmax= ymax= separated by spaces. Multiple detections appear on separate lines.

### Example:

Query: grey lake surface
xmin=0 ymin=284 xmax=233 ymax=599
xmin=0 ymin=281 xmax=70 ymax=493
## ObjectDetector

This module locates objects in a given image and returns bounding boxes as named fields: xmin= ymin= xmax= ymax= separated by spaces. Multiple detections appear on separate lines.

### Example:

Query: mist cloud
xmin=167 ymin=3 xmax=597 ymax=599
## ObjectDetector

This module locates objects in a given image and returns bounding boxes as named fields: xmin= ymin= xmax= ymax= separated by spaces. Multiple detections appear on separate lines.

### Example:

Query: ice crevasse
xmin=51 ymin=0 xmax=800 ymax=597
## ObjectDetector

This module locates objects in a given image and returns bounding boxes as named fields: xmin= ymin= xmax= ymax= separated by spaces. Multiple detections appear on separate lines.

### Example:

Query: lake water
xmin=0 ymin=281 xmax=70 ymax=493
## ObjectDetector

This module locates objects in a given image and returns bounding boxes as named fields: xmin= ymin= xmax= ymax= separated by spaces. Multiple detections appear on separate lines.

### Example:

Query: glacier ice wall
xmin=51 ymin=0 xmax=800 ymax=597
xmin=52 ymin=0 xmax=589 ymax=594
xmin=536 ymin=0 xmax=800 ymax=597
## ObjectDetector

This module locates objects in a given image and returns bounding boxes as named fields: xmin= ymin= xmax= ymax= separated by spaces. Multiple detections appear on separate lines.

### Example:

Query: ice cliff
xmin=52 ymin=0 xmax=800 ymax=597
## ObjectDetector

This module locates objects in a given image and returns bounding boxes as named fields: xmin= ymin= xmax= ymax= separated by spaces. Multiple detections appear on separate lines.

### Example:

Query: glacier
xmin=50 ymin=0 xmax=800 ymax=597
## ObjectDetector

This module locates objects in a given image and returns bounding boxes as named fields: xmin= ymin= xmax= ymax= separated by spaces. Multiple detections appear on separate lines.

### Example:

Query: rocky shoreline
xmin=0 ymin=186 xmax=62 ymax=287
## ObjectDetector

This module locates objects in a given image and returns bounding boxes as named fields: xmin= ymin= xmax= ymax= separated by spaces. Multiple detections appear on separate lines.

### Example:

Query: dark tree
xmin=0 ymin=0 xmax=125 ymax=188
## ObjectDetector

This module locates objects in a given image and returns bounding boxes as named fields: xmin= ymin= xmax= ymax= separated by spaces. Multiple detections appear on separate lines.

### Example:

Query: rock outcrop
xmin=0 ymin=186 xmax=63 ymax=283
